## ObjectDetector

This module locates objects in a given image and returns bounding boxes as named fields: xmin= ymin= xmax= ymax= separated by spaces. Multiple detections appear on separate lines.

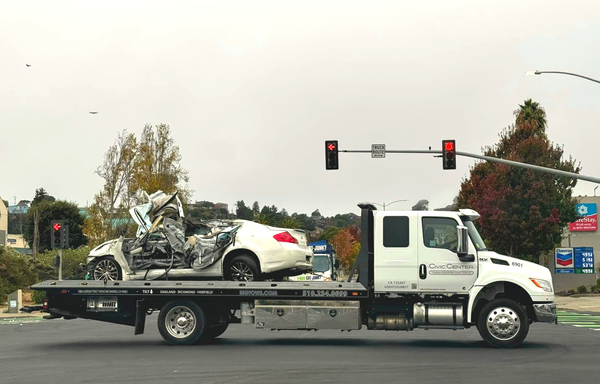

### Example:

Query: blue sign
xmin=309 ymin=240 xmax=332 ymax=254
xmin=556 ymin=269 xmax=574 ymax=274
xmin=573 ymin=247 xmax=594 ymax=274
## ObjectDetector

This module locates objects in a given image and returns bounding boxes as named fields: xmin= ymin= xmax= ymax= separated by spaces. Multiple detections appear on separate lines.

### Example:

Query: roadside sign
xmin=371 ymin=144 xmax=385 ymax=158
xmin=556 ymin=269 xmax=574 ymax=274
xmin=555 ymin=248 xmax=574 ymax=269
xmin=569 ymin=203 xmax=597 ymax=232
xmin=574 ymin=247 xmax=594 ymax=274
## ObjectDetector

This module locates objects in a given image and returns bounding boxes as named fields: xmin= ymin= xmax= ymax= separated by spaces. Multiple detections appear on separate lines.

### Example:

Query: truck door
xmin=417 ymin=215 xmax=478 ymax=293
xmin=374 ymin=212 xmax=420 ymax=293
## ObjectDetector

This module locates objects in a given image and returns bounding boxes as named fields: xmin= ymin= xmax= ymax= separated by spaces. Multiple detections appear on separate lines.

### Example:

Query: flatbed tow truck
xmin=24 ymin=204 xmax=557 ymax=348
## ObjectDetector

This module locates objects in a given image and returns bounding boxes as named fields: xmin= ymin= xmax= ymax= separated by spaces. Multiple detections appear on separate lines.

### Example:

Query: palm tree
xmin=253 ymin=212 xmax=270 ymax=225
xmin=280 ymin=217 xmax=300 ymax=229
xmin=514 ymin=99 xmax=547 ymax=133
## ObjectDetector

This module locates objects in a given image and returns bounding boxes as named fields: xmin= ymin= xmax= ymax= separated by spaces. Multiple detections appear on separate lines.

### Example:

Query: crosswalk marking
xmin=557 ymin=311 xmax=600 ymax=331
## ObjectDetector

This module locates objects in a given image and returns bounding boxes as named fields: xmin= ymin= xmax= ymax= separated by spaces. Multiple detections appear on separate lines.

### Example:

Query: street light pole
xmin=525 ymin=70 xmax=600 ymax=85
xmin=373 ymin=199 xmax=409 ymax=211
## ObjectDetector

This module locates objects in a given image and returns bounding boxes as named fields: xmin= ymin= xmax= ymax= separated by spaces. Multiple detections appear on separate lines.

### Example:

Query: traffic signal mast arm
xmin=339 ymin=148 xmax=600 ymax=184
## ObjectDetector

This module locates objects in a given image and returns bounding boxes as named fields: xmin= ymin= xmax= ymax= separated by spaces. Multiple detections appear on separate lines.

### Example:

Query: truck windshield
xmin=460 ymin=218 xmax=488 ymax=251
xmin=312 ymin=255 xmax=330 ymax=273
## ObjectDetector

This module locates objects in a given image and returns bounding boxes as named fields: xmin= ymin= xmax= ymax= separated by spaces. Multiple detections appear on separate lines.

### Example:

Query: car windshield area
xmin=312 ymin=255 xmax=330 ymax=273
xmin=460 ymin=217 xmax=488 ymax=251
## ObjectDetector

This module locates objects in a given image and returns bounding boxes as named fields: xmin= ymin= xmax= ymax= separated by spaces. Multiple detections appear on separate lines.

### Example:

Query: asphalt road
xmin=1 ymin=314 xmax=599 ymax=384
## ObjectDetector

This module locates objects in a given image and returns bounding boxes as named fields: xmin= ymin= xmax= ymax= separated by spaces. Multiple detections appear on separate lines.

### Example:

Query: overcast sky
xmin=1 ymin=0 xmax=599 ymax=217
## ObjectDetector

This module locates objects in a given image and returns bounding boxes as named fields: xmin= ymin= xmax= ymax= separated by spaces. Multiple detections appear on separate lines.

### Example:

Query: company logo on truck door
xmin=428 ymin=263 xmax=475 ymax=275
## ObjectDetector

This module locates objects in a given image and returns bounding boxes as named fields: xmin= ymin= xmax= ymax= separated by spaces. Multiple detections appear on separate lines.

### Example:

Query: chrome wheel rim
xmin=166 ymin=306 xmax=196 ymax=339
xmin=231 ymin=262 xmax=254 ymax=281
xmin=486 ymin=306 xmax=520 ymax=341
xmin=94 ymin=259 xmax=119 ymax=281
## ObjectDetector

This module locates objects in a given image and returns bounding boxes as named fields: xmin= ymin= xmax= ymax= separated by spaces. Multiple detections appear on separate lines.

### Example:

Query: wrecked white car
xmin=86 ymin=191 xmax=313 ymax=282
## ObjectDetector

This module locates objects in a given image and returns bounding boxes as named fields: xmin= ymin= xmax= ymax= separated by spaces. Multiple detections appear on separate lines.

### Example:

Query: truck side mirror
xmin=456 ymin=225 xmax=469 ymax=257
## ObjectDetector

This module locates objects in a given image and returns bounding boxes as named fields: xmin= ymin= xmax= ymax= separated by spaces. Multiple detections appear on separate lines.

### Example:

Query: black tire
xmin=209 ymin=323 xmax=229 ymax=339
xmin=226 ymin=255 xmax=261 ymax=281
xmin=91 ymin=256 xmax=122 ymax=281
xmin=477 ymin=298 xmax=529 ymax=348
xmin=157 ymin=300 xmax=210 ymax=345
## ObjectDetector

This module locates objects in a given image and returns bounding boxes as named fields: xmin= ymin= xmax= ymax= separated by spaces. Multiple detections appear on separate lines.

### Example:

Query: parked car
xmin=86 ymin=190 xmax=313 ymax=282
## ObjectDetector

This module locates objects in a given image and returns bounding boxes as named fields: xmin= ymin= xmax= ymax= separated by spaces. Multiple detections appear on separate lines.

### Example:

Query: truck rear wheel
xmin=158 ymin=300 xmax=210 ymax=345
xmin=477 ymin=298 xmax=529 ymax=348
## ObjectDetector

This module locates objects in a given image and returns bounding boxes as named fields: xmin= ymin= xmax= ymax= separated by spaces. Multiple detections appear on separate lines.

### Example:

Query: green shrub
xmin=32 ymin=289 xmax=46 ymax=304
xmin=597 ymin=279 xmax=600 ymax=289
xmin=0 ymin=247 xmax=38 ymax=305
xmin=577 ymin=285 xmax=588 ymax=294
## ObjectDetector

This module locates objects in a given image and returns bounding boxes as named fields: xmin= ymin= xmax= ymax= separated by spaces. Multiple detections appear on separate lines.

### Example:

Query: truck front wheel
xmin=477 ymin=298 xmax=529 ymax=348
xmin=158 ymin=300 xmax=210 ymax=345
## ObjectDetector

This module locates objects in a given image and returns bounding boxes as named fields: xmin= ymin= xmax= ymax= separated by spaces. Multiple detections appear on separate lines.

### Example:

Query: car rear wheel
xmin=226 ymin=255 xmax=260 ymax=282
xmin=91 ymin=256 xmax=122 ymax=281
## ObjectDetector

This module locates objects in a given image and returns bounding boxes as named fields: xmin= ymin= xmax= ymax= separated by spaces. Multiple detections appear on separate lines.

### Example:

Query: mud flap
xmin=134 ymin=299 xmax=147 ymax=335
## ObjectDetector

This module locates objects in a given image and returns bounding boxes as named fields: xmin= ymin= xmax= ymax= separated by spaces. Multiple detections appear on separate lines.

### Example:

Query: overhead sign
xmin=574 ymin=247 xmax=594 ymax=274
xmin=569 ymin=203 xmax=597 ymax=232
xmin=371 ymin=144 xmax=386 ymax=158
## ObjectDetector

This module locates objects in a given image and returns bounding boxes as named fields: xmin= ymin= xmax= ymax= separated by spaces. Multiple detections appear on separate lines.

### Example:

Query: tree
xmin=457 ymin=100 xmax=579 ymax=262
xmin=280 ymin=217 xmax=300 ymax=229
xmin=412 ymin=200 xmax=429 ymax=211
xmin=236 ymin=201 xmax=254 ymax=220
xmin=85 ymin=130 xmax=137 ymax=242
xmin=130 ymin=124 xmax=191 ymax=202
xmin=514 ymin=98 xmax=547 ymax=135
xmin=254 ymin=212 xmax=270 ymax=225
xmin=252 ymin=201 xmax=260 ymax=212
xmin=318 ymin=226 xmax=341 ymax=242
xmin=24 ymin=201 xmax=87 ymax=253
xmin=311 ymin=209 xmax=321 ymax=217
xmin=32 ymin=188 xmax=55 ymax=205
xmin=331 ymin=229 xmax=360 ymax=270
xmin=2 ymin=199 xmax=8 ymax=208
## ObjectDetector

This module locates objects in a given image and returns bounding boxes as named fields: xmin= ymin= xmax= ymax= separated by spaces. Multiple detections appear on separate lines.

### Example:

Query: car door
xmin=374 ymin=212 xmax=420 ymax=293
xmin=417 ymin=214 xmax=478 ymax=293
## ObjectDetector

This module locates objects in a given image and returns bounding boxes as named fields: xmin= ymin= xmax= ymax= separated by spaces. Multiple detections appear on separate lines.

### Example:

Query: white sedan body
xmin=87 ymin=220 xmax=313 ymax=281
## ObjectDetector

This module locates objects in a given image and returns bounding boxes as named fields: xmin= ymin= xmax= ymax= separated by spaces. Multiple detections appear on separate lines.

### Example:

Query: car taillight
xmin=273 ymin=231 xmax=298 ymax=244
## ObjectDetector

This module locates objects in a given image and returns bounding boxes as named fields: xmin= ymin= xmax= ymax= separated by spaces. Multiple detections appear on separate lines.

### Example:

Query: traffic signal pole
xmin=339 ymin=148 xmax=600 ymax=184
xmin=58 ymin=249 xmax=62 ymax=281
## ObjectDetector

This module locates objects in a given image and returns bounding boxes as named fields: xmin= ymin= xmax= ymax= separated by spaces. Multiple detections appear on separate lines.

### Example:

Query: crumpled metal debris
xmin=126 ymin=190 xmax=240 ymax=274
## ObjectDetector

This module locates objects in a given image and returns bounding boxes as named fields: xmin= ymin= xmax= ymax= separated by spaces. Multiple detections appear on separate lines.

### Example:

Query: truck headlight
xmin=530 ymin=278 xmax=553 ymax=292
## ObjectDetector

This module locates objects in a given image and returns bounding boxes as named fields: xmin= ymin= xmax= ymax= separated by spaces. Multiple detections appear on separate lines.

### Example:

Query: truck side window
xmin=422 ymin=217 xmax=459 ymax=251
xmin=383 ymin=216 xmax=409 ymax=247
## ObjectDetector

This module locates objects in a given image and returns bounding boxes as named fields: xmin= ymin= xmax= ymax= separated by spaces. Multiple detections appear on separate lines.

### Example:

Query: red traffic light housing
xmin=51 ymin=220 xmax=66 ymax=249
xmin=442 ymin=140 xmax=456 ymax=170
xmin=325 ymin=140 xmax=339 ymax=170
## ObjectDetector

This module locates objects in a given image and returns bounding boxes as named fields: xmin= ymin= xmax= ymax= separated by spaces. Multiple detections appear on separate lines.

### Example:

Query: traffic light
xmin=325 ymin=140 xmax=339 ymax=170
xmin=51 ymin=221 xmax=65 ymax=249
xmin=442 ymin=140 xmax=456 ymax=170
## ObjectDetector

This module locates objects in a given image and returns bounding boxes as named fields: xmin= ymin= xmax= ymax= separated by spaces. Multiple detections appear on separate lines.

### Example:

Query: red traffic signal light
xmin=53 ymin=223 xmax=62 ymax=231
xmin=325 ymin=140 xmax=339 ymax=170
xmin=442 ymin=140 xmax=456 ymax=170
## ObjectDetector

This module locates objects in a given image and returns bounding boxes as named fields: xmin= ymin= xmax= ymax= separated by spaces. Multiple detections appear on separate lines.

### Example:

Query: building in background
xmin=0 ymin=198 xmax=7 ymax=246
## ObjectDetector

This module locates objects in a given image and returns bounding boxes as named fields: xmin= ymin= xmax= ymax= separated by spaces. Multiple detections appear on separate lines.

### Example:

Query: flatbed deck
xmin=32 ymin=280 xmax=369 ymax=300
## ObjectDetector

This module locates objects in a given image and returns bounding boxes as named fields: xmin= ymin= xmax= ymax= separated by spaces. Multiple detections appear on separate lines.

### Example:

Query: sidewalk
xmin=555 ymin=294 xmax=600 ymax=313
xmin=0 ymin=304 xmax=46 ymax=320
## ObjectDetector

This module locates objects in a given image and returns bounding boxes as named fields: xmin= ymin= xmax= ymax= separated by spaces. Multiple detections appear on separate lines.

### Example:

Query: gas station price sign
xmin=574 ymin=247 xmax=595 ymax=274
